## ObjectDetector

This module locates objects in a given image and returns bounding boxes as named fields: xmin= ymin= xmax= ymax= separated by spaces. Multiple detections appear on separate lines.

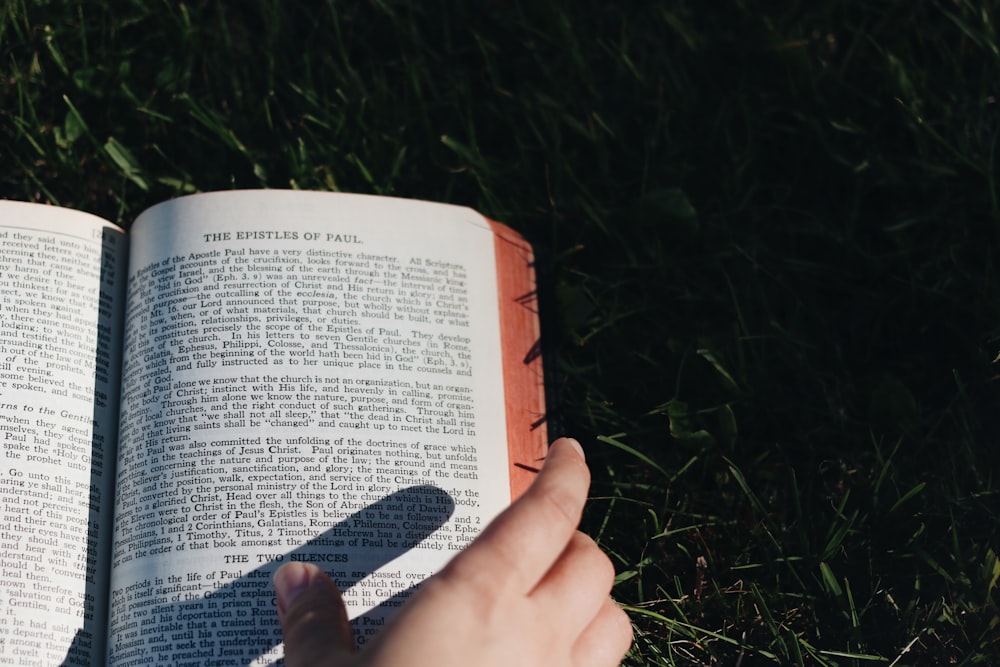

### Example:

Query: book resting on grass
xmin=0 ymin=190 xmax=546 ymax=666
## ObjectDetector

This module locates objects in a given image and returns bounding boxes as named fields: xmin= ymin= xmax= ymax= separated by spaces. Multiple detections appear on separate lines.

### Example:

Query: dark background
xmin=4 ymin=2 xmax=1000 ymax=663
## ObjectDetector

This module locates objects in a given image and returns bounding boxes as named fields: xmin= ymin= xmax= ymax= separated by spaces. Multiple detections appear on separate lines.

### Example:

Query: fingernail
xmin=563 ymin=438 xmax=585 ymax=461
xmin=273 ymin=562 xmax=312 ymax=615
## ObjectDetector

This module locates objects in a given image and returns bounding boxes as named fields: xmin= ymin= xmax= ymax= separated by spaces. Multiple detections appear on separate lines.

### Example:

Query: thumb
xmin=273 ymin=562 xmax=355 ymax=666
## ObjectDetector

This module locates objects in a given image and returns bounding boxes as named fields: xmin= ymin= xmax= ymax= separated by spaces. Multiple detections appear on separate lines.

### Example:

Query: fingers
xmin=273 ymin=562 xmax=355 ymax=667
xmin=441 ymin=438 xmax=591 ymax=594
xmin=571 ymin=597 xmax=634 ymax=667
xmin=529 ymin=531 xmax=615 ymax=624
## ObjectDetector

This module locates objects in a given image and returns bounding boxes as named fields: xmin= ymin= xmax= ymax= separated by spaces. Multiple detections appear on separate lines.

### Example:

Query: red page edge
xmin=487 ymin=219 xmax=548 ymax=500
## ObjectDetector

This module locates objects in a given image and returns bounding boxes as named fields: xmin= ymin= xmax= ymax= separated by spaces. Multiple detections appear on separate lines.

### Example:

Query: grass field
xmin=4 ymin=1 xmax=1000 ymax=664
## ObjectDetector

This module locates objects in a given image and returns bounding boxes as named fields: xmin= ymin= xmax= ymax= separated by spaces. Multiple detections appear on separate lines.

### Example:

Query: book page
xmin=0 ymin=203 xmax=127 ymax=666
xmin=107 ymin=191 xmax=524 ymax=665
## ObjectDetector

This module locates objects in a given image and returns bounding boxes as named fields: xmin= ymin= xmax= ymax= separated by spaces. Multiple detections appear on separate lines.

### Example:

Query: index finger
xmin=439 ymin=438 xmax=591 ymax=595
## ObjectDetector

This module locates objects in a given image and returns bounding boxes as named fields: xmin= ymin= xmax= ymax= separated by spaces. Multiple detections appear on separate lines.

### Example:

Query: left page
xmin=0 ymin=202 xmax=127 ymax=665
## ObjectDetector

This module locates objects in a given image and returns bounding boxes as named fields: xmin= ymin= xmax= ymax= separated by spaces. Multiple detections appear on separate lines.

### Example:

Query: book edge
xmin=487 ymin=219 xmax=548 ymax=501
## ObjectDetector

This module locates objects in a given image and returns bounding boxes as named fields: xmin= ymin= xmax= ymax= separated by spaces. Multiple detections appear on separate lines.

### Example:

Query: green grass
xmin=4 ymin=0 xmax=1000 ymax=663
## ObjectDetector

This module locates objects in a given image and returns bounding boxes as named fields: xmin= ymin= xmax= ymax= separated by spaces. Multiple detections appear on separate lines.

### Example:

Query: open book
xmin=0 ymin=191 xmax=546 ymax=666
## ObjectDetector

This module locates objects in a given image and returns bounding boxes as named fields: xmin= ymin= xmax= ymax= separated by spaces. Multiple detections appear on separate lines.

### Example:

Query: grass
xmin=4 ymin=0 xmax=1000 ymax=663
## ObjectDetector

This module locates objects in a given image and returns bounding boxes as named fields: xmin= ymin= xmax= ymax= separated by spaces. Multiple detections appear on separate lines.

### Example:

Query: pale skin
xmin=271 ymin=437 xmax=633 ymax=667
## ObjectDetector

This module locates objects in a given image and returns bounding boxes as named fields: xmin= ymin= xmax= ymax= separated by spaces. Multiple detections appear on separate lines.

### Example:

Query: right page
xmin=105 ymin=191 xmax=545 ymax=666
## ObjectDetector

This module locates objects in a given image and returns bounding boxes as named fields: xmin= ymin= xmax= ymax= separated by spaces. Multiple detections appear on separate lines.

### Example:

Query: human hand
xmin=273 ymin=437 xmax=633 ymax=667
